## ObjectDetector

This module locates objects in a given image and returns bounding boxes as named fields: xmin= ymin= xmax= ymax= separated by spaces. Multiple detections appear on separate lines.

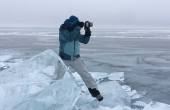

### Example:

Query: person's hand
xmin=85 ymin=30 xmax=91 ymax=37
xmin=77 ymin=22 xmax=84 ymax=28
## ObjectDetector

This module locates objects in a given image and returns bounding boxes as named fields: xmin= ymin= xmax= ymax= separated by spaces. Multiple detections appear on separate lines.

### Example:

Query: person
xmin=59 ymin=15 xmax=103 ymax=101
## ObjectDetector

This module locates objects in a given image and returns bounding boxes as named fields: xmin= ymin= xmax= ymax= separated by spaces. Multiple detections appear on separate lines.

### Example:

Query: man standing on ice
xmin=59 ymin=15 xmax=103 ymax=101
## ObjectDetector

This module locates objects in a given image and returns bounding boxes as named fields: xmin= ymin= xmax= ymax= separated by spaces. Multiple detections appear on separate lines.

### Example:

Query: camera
xmin=84 ymin=21 xmax=93 ymax=28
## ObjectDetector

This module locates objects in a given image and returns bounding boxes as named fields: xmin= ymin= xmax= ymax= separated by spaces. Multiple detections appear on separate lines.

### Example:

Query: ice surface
xmin=72 ymin=72 xmax=125 ymax=85
xmin=143 ymin=101 xmax=170 ymax=110
xmin=132 ymin=101 xmax=147 ymax=107
xmin=0 ymin=49 xmax=133 ymax=110
xmin=0 ymin=55 xmax=12 ymax=62
xmin=1 ymin=49 xmax=170 ymax=109
xmin=1 ymin=29 xmax=170 ymax=109
xmin=108 ymin=72 xmax=124 ymax=82
xmin=87 ymin=105 xmax=131 ymax=110
xmin=12 ymin=76 xmax=81 ymax=110
xmin=121 ymin=85 xmax=131 ymax=92
xmin=0 ymin=62 xmax=8 ymax=69
xmin=0 ymin=49 xmax=81 ymax=110
xmin=74 ymin=81 xmax=131 ymax=110
xmin=0 ymin=55 xmax=13 ymax=69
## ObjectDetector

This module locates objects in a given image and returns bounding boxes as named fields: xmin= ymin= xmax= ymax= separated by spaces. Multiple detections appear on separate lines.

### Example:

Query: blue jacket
xmin=59 ymin=26 xmax=90 ymax=60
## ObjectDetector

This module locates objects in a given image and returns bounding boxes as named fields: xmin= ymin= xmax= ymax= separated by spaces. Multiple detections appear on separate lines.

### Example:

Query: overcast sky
xmin=0 ymin=0 xmax=170 ymax=29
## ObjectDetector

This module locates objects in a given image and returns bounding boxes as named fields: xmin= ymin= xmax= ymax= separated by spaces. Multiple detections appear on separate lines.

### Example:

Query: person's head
xmin=63 ymin=15 xmax=79 ymax=30
xmin=68 ymin=15 xmax=79 ymax=25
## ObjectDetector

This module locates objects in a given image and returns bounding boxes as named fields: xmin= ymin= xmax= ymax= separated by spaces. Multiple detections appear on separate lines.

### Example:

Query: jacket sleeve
xmin=59 ymin=26 xmax=81 ymax=42
xmin=79 ymin=34 xmax=90 ymax=44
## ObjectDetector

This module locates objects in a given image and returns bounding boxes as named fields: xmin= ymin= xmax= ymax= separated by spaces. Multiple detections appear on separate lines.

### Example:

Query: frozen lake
xmin=0 ymin=29 xmax=170 ymax=105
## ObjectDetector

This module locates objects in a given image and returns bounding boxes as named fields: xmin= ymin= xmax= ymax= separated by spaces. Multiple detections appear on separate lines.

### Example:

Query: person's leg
xmin=70 ymin=58 xmax=97 ymax=89
xmin=62 ymin=60 xmax=71 ymax=67
xmin=70 ymin=58 xmax=103 ymax=101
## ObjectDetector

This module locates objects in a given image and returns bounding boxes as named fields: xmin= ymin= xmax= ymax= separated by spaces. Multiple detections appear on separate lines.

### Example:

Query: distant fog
xmin=0 ymin=0 xmax=170 ymax=29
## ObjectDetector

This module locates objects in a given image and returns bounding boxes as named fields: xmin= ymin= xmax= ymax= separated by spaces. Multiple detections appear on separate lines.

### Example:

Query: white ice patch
xmin=143 ymin=101 xmax=170 ymax=110
xmin=0 ymin=62 xmax=8 ymax=69
xmin=122 ymin=85 xmax=131 ymax=92
xmin=43 ymin=66 xmax=55 ymax=76
xmin=0 ymin=55 xmax=12 ymax=69
xmin=125 ymin=89 xmax=147 ymax=100
xmin=0 ymin=55 xmax=23 ymax=70
xmin=0 ymin=88 xmax=6 ymax=99
xmin=94 ymin=105 xmax=131 ymax=110
xmin=108 ymin=72 xmax=124 ymax=82
xmin=126 ymin=90 xmax=141 ymax=99
xmin=126 ymin=90 xmax=138 ymax=97
xmin=27 ymin=70 xmax=39 ymax=81
xmin=29 ymin=85 xmax=45 ymax=95
xmin=132 ymin=101 xmax=147 ymax=107
xmin=0 ymin=55 xmax=12 ymax=61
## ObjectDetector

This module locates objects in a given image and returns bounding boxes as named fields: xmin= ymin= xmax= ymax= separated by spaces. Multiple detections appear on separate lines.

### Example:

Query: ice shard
xmin=0 ymin=49 xmax=81 ymax=110
xmin=143 ymin=101 xmax=170 ymax=110
xmin=75 ymin=81 xmax=131 ymax=110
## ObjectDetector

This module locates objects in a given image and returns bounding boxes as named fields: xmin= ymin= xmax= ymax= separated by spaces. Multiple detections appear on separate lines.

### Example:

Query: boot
xmin=96 ymin=94 xmax=104 ymax=101
xmin=88 ymin=88 xmax=103 ymax=101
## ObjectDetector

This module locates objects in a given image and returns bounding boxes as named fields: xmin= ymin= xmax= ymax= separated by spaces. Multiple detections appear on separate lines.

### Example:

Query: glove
xmin=84 ymin=30 xmax=91 ymax=37
xmin=77 ymin=22 xmax=84 ymax=28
